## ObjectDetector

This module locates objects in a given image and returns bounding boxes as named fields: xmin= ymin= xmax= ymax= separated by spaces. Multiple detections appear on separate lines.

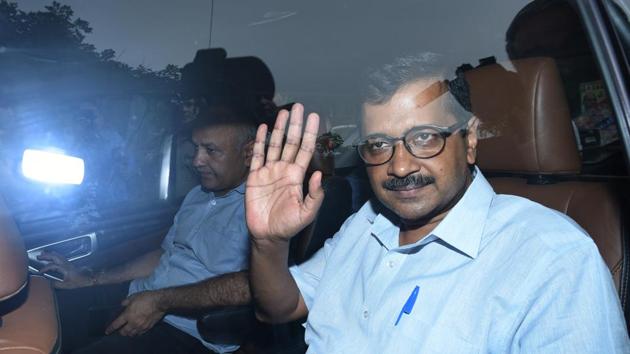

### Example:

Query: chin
xmin=395 ymin=208 xmax=436 ymax=223
xmin=380 ymin=197 xmax=437 ymax=222
xmin=200 ymin=180 xmax=218 ymax=191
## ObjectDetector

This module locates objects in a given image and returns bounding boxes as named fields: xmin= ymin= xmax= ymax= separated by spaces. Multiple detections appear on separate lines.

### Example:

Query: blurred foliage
xmin=0 ymin=1 xmax=182 ymax=219
xmin=0 ymin=0 xmax=180 ymax=105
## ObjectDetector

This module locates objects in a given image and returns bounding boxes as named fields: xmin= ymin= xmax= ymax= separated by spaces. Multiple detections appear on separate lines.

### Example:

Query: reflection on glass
xmin=21 ymin=149 xmax=85 ymax=185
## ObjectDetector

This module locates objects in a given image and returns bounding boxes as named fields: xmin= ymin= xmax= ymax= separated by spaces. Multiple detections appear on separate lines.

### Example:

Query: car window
xmin=209 ymin=0 xmax=627 ymax=176
xmin=1 ymin=0 xmax=628 ymax=226
xmin=0 ymin=1 xmax=211 ymax=224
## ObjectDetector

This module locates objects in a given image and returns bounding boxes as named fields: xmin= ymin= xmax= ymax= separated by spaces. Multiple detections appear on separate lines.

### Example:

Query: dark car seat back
xmin=466 ymin=57 xmax=629 ymax=315
xmin=293 ymin=176 xmax=354 ymax=263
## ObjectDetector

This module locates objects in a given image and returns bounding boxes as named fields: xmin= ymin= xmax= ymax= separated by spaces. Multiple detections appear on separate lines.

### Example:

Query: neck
xmin=207 ymin=174 xmax=248 ymax=197
xmin=212 ymin=188 xmax=230 ymax=197
xmin=398 ymin=172 xmax=472 ymax=246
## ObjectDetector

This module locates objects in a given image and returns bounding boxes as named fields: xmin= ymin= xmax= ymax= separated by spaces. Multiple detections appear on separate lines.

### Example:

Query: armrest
xmin=196 ymin=305 xmax=256 ymax=345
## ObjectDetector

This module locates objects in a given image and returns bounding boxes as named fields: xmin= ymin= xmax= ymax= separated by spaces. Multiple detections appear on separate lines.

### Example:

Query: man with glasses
xmin=245 ymin=54 xmax=629 ymax=352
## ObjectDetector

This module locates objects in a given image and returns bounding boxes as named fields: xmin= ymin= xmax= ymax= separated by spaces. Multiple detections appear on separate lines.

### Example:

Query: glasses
xmin=356 ymin=120 xmax=468 ymax=166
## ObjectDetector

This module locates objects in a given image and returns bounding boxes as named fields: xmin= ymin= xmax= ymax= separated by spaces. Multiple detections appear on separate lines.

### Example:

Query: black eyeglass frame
xmin=355 ymin=120 xmax=470 ymax=166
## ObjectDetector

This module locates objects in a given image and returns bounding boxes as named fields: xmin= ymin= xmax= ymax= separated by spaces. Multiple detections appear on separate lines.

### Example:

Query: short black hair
xmin=189 ymin=98 xmax=258 ymax=147
xmin=181 ymin=50 xmax=276 ymax=126
xmin=363 ymin=53 xmax=472 ymax=121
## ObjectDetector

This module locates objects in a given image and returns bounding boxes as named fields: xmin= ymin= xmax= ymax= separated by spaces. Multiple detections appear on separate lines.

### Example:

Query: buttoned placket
xmin=361 ymin=232 xmax=437 ymax=335
xmin=189 ymin=195 xmax=217 ymax=237
xmin=362 ymin=247 xmax=406 ymax=331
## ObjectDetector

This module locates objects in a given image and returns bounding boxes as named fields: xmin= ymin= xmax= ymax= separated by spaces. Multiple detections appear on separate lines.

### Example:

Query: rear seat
xmin=466 ymin=57 xmax=629 ymax=326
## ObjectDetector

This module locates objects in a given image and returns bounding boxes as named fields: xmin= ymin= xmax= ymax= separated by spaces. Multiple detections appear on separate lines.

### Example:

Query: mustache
xmin=382 ymin=174 xmax=435 ymax=191
xmin=194 ymin=167 xmax=215 ymax=176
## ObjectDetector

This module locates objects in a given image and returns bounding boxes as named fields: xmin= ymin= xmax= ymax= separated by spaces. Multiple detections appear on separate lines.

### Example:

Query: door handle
xmin=27 ymin=232 xmax=98 ymax=280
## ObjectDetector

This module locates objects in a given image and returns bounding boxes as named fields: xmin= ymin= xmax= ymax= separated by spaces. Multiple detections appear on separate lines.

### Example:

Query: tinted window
xmin=0 ymin=1 xmax=211 ymax=223
xmin=1 ymin=0 xmax=628 ymax=225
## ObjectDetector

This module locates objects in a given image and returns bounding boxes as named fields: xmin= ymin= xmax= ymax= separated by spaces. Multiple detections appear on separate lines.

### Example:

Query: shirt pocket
xmin=391 ymin=319 xmax=481 ymax=354
xmin=196 ymin=225 xmax=249 ymax=271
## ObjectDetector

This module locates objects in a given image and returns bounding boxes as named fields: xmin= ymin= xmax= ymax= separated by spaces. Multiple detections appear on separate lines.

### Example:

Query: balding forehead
xmin=414 ymin=80 xmax=449 ymax=109
xmin=361 ymin=79 xmax=459 ymax=137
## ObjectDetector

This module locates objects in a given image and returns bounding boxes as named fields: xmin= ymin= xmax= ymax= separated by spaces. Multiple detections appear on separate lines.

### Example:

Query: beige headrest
xmin=466 ymin=57 xmax=581 ymax=174
xmin=0 ymin=195 xmax=28 ymax=302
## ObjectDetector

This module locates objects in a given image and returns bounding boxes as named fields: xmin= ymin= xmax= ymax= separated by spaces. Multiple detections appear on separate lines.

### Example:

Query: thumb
xmin=302 ymin=171 xmax=324 ymax=221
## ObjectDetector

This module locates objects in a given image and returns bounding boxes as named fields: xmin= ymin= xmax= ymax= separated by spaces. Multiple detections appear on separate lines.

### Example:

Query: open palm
xmin=246 ymin=104 xmax=324 ymax=243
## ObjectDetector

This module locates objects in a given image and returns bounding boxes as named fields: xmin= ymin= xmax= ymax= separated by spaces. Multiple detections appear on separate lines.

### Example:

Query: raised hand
xmin=246 ymin=103 xmax=324 ymax=244
xmin=37 ymin=250 xmax=93 ymax=289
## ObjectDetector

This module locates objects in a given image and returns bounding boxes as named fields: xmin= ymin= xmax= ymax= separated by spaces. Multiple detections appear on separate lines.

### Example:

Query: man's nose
xmin=192 ymin=149 xmax=204 ymax=167
xmin=387 ymin=141 xmax=421 ymax=177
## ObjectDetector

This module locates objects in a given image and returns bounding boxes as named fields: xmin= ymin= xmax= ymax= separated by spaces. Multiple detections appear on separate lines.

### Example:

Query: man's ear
xmin=243 ymin=139 xmax=255 ymax=168
xmin=465 ymin=116 xmax=480 ymax=165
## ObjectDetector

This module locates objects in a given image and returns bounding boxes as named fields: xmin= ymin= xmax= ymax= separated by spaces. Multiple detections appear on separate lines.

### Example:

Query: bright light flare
xmin=21 ymin=149 xmax=85 ymax=185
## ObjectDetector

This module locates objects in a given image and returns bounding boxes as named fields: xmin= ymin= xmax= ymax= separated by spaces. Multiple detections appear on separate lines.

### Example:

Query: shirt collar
xmin=210 ymin=182 xmax=246 ymax=199
xmin=365 ymin=166 xmax=494 ymax=258
xmin=428 ymin=166 xmax=494 ymax=259
xmin=234 ymin=182 xmax=246 ymax=195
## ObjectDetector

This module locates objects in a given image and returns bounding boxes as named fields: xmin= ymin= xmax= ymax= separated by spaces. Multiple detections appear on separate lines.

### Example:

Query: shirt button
xmin=388 ymin=260 xmax=395 ymax=268
xmin=363 ymin=310 xmax=369 ymax=319
xmin=210 ymin=200 xmax=216 ymax=206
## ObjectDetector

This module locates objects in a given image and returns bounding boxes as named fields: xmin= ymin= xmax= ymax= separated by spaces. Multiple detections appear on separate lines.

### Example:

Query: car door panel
xmin=20 ymin=202 xmax=180 ymax=272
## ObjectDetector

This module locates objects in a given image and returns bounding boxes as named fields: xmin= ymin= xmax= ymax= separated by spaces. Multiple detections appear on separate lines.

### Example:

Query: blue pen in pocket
xmin=395 ymin=285 xmax=420 ymax=326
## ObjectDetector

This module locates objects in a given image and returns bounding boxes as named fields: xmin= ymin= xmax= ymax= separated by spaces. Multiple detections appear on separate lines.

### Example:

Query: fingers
xmin=259 ymin=104 xmax=319 ymax=169
xmin=302 ymin=171 xmax=325 ymax=220
xmin=266 ymin=109 xmax=289 ymax=162
xmin=105 ymin=313 xmax=126 ymax=335
xmin=295 ymin=113 xmax=320 ymax=169
xmin=120 ymin=323 xmax=142 ymax=337
xmin=39 ymin=264 xmax=66 ymax=277
xmin=37 ymin=251 xmax=68 ymax=265
xmin=280 ymin=104 xmax=304 ymax=162
xmin=119 ymin=321 xmax=151 ymax=337
xmin=36 ymin=252 xmax=53 ymax=262
xmin=107 ymin=295 xmax=159 ymax=337
xmin=250 ymin=124 xmax=268 ymax=171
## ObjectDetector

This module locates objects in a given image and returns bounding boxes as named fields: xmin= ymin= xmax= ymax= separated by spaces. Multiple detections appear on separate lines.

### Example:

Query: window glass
xmin=0 ymin=1 xmax=211 ymax=223
xmin=210 ymin=0 xmax=626 ymax=175
xmin=1 ymin=0 xmax=627 ymax=225
xmin=503 ymin=0 xmax=626 ymax=175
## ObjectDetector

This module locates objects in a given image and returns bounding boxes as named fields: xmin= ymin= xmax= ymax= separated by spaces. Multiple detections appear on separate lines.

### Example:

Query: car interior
xmin=466 ymin=56 xmax=629 ymax=321
xmin=0 ymin=194 xmax=61 ymax=353
xmin=1 ymin=0 xmax=629 ymax=353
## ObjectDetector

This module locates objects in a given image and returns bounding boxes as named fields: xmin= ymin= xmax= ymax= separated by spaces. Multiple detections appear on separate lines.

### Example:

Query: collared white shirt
xmin=289 ymin=168 xmax=629 ymax=353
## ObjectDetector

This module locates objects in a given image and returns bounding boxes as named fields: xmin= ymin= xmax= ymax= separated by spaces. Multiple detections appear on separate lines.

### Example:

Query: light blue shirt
xmin=289 ymin=168 xmax=629 ymax=353
xmin=129 ymin=183 xmax=249 ymax=353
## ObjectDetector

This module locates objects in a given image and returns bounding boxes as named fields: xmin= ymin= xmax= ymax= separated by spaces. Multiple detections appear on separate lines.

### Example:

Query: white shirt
xmin=289 ymin=168 xmax=629 ymax=353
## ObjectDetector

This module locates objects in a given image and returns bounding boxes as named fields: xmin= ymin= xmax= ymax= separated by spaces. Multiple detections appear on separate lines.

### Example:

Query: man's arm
xmin=105 ymin=271 xmax=251 ymax=336
xmin=38 ymin=248 xmax=163 ymax=289
xmin=250 ymin=238 xmax=308 ymax=323
xmin=246 ymin=104 xmax=323 ymax=323
xmin=92 ymin=248 xmax=163 ymax=285
xmin=157 ymin=270 xmax=250 ymax=311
